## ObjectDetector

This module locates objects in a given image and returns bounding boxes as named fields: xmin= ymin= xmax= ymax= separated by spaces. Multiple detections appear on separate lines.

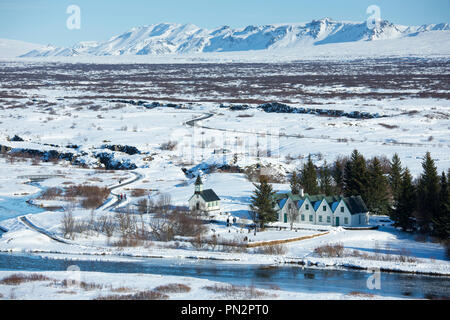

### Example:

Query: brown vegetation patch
xmin=95 ymin=290 xmax=169 ymax=300
xmin=0 ymin=273 xmax=51 ymax=285
xmin=314 ymin=243 xmax=344 ymax=257
xmin=154 ymin=283 xmax=191 ymax=294
xmin=202 ymin=284 xmax=272 ymax=299
xmin=348 ymin=291 xmax=375 ymax=298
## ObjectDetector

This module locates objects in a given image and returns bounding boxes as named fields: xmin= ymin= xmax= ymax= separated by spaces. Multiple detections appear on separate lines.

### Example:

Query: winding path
xmin=184 ymin=111 xmax=445 ymax=149
xmin=98 ymin=171 xmax=143 ymax=211
xmin=19 ymin=216 xmax=69 ymax=244
xmin=17 ymin=170 xmax=144 ymax=244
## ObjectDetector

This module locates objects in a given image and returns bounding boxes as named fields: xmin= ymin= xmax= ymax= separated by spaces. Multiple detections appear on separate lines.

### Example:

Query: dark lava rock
xmin=10 ymin=135 xmax=24 ymax=142
xmin=95 ymin=152 xmax=137 ymax=170
xmin=103 ymin=144 xmax=140 ymax=155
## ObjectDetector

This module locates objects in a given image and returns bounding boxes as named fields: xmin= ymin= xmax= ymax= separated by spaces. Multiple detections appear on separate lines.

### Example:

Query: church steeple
xmin=195 ymin=175 xmax=203 ymax=194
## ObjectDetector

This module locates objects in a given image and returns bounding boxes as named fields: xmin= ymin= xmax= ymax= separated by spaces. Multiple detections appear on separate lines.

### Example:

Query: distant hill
xmin=4 ymin=18 xmax=450 ymax=59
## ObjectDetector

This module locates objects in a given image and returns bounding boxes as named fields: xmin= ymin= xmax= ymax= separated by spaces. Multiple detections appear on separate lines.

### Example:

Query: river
xmin=0 ymin=252 xmax=448 ymax=299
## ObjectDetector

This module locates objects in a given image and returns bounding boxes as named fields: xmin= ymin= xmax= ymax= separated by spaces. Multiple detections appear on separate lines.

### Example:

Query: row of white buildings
xmin=273 ymin=190 xmax=369 ymax=227
xmin=189 ymin=176 xmax=369 ymax=227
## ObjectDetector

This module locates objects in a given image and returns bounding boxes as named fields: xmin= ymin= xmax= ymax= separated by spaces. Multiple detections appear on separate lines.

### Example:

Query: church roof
xmin=199 ymin=189 xmax=220 ymax=202
xmin=195 ymin=175 xmax=203 ymax=185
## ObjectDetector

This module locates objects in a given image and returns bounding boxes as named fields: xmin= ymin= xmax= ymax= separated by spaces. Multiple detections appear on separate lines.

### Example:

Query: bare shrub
xmin=96 ymin=290 xmax=168 ymax=300
xmin=131 ymin=188 xmax=147 ymax=197
xmin=202 ymin=284 xmax=270 ymax=299
xmin=112 ymin=237 xmax=144 ymax=248
xmin=348 ymin=291 xmax=375 ymax=298
xmin=220 ymin=237 xmax=248 ymax=253
xmin=61 ymin=212 xmax=75 ymax=239
xmin=41 ymin=187 xmax=63 ymax=200
xmin=314 ymin=243 xmax=344 ymax=257
xmin=97 ymin=215 xmax=116 ymax=237
xmin=190 ymin=234 xmax=208 ymax=250
xmin=154 ymin=193 xmax=172 ymax=214
xmin=254 ymin=244 xmax=287 ymax=255
xmin=0 ymin=274 xmax=51 ymax=285
xmin=60 ymin=279 xmax=103 ymax=291
xmin=171 ymin=208 xmax=206 ymax=238
xmin=347 ymin=248 xmax=417 ymax=263
xmin=111 ymin=287 xmax=131 ymax=293
xmin=137 ymin=198 xmax=152 ymax=214
xmin=65 ymin=185 xmax=110 ymax=209
xmin=115 ymin=211 xmax=137 ymax=238
xmin=154 ymin=283 xmax=191 ymax=294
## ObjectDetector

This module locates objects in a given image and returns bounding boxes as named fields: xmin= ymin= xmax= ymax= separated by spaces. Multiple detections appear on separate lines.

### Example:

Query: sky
xmin=0 ymin=0 xmax=449 ymax=46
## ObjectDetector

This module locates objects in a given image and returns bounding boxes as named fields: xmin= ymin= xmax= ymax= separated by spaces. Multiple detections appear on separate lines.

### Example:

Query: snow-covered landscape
xmin=0 ymin=2 xmax=449 ymax=302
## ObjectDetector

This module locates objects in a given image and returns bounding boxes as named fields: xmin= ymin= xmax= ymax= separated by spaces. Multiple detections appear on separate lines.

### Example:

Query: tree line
xmin=250 ymin=150 xmax=449 ymax=240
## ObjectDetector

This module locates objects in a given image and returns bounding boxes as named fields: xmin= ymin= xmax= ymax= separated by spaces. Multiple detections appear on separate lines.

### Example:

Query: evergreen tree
xmin=417 ymin=152 xmax=440 ymax=232
xmin=289 ymin=171 xmax=301 ymax=195
xmin=432 ymin=171 xmax=450 ymax=239
xmin=332 ymin=157 xmax=346 ymax=195
xmin=366 ymin=157 xmax=390 ymax=215
xmin=389 ymin=153 xmax=403 ymax=203
xmin=249 ymin=176 xmax=278 ymax=229
xmin=319 ymin=161 xmax=333 ymax=196
xmin=344 ymin=150 xmax=368 ymax=199
xmin=300 ymin=155 xmax=319 ymax=194
xmin=391 ymin=168 xmax=416 ymax=231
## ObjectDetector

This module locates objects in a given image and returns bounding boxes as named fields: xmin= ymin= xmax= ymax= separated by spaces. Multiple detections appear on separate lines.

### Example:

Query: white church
xmin=188 ymin=175 xmax=221 ymax=213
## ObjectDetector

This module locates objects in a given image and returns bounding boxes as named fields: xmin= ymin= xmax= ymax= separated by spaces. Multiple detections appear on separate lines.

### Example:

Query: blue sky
xmin=1 ymin=0 xmax=449 ymax=46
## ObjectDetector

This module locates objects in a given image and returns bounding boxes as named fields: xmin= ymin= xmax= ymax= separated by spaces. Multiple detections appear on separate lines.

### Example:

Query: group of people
xmin=119 ymin=193 xmax=127 ymax=201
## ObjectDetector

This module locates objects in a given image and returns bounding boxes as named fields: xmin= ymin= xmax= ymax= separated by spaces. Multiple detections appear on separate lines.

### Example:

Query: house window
xmin=319 ymin=216 xmax=322 ymax=222
xmin=305 ymin=204 xmax=309 ymax=210
xmin=327 ymin=216 xmax=330 ymax=223
xmin=340 ymin=206 xmax=344 ymax=213
xmin=309 ymin=215 xmax=313 ymax=222
xmin=344 ymin=217 xmax=348 ymax=224
xmin=301 ymin=214 xmax=305 ymax=221
xmin=323 ymin=206 xmax=326 ymax=211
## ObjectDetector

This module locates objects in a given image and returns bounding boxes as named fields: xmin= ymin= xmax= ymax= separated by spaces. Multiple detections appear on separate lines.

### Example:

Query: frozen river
xmin=0 ymin=252 xmax=449 ymax=299
xmin=0 ymin=195 xmax=44 ymax=222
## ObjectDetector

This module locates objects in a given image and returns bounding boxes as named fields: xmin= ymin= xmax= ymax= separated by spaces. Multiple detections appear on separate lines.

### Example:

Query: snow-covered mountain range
xmin=13 ymin=18 xmax=450 ymax=57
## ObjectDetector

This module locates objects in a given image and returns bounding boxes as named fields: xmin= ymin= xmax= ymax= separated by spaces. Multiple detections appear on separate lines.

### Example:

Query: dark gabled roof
xmin=272 ymin=191 xmax=368 ymax=215
xmin=343 ymin=196 xmax=368 ymax=215
xmin=199 ymin=189 xmax=220 ymax=202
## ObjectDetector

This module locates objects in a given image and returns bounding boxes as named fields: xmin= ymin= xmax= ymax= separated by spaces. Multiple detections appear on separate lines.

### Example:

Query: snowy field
xmin=0 ymin=59 xmax=448 ymax=299
xmin=0 ymin=270 xmax=404 ymax=300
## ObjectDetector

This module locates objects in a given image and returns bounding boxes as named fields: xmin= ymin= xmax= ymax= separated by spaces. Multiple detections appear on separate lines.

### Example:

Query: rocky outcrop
xmin=258 ymin=102 xmax=385 ymax=119
xmin=102 ymin=144 xmax=140 ymax=155
xmin=95 ymin=152 xmax=137 ymax=170
xmin=108 ymin=99 xmax=187 ymax=109
xmin=10 ymin=135 xmax=24 ymax=142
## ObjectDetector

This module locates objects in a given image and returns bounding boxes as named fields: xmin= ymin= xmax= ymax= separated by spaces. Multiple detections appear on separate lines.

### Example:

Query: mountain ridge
xmin=17 ymin=18 xmax=450 ymax=57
